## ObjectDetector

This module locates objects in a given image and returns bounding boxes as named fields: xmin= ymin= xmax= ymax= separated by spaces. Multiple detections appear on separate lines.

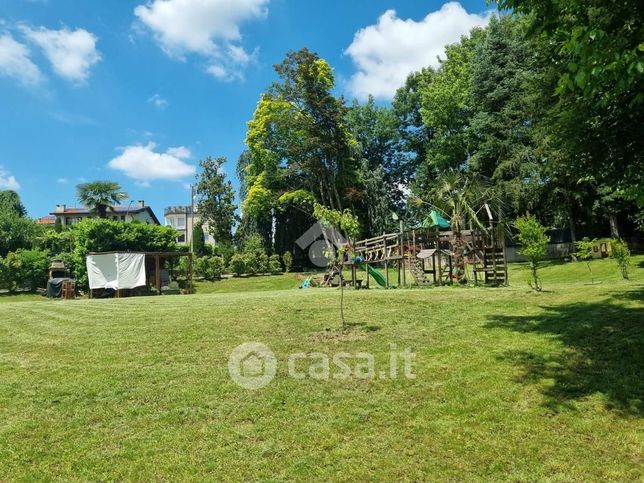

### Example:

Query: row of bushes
xmin=194 ymin=252 xmax=293 ymax=280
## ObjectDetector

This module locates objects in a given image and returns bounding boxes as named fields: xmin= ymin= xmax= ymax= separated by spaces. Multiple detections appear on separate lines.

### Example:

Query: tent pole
xmin=155 ymin=255 xmax=161 ymax=295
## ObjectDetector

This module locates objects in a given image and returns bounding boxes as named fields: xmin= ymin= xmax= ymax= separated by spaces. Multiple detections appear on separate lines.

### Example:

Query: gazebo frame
xmin=87 ymin=251 xmax=193 ymax=298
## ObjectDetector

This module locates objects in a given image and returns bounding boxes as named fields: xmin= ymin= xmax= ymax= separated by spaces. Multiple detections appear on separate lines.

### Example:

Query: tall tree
xmin=469 ymin=15 xmax=542 ymax=217
xmin=0 ymin=190 xmax=27 ymax=217
xmin=195 ymin=156 xmax=237 ymax=244
xmin=243 ymin=48 xmax=359 ymax=250
xmin=76 ymin=181 xmax=128 ymax=219
xmin=392 ymin=68 xmax=435 ymax=184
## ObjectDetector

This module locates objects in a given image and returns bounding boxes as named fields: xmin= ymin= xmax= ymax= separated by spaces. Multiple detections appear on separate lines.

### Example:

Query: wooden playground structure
xmin=341 ymin=224 xmax=508 ymax=289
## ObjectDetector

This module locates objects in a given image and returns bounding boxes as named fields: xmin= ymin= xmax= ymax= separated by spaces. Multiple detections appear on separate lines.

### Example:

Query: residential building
xmin=164 ymin=205 xmax=215 ymax=246
xmin=50 ymin=201 xmax=160 ymax=226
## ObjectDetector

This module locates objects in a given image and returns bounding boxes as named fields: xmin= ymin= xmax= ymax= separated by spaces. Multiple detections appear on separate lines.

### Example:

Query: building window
xmin=177 ymin=217 xmax=186 ymax=229
xmin=178 ymin=234 xmax=185 ymax=243
xmin=121 ymin=215 xmax=126 ymax=221
xmin=113 ymin=216 xmax=118 ymax=221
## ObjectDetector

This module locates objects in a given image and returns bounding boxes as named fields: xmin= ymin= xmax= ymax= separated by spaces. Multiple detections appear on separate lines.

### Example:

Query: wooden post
xmin=155 ymin=254 xmax=161 ymax=295
xmin=365 ymin=263 xmax=370 ymax=289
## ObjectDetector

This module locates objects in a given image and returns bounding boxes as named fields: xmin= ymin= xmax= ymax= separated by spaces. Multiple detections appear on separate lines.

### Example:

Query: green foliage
xmin=228 ymin=253 xmax=246 ymax=277
xmin=76 ymin=181 xmax=128 ymax=218
xmin=195 ymin=156 xmax=237 ymax=243
xmin=192 ymin=222 xmax=205 ymax=256
xmin=610 ymin=239 xmax=631 ymax=280
xmin=0 ymin=248 xmax=50 ymax=291
xmin=282 ymin=251 xmax=293 ymax=273
xmin=0 ymin=211 xmax=41 ymax=257
xmin=496 ymin=0 xmax=643 ymax=106
xmin=420 ymin=28 xmax=485 ymax=175
xmin=0 ymin=190 xmax=27 ymax=216
xmin=54 ymin=217 xmax=63 ymax=233
xmin=516 ymin=214 xmax=550 ymax=291
xmin=575 ymin=237 xmax=597 ymax=284
xmin=194 ymin=256 xmax=225 ymax=281
xmin=268 ymin=254 xmax=282 ymax=274
xmin=313 ymin=203 xmax=360 ymax=239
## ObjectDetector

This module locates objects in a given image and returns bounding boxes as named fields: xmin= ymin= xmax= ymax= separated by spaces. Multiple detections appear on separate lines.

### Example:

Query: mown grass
xmin=0 ymin=258 xmax=642 ymax=480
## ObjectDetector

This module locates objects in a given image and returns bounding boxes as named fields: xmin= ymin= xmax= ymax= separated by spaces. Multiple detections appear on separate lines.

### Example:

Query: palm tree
xmin=76 ymin=181 xmax=128 ymax=218
xmin=425 ymin=171 xmax=501 ymax=279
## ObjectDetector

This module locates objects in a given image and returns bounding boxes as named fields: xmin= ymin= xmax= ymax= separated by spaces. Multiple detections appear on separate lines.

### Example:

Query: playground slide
xmin=366 ymin=265 xmax=387 ymax=287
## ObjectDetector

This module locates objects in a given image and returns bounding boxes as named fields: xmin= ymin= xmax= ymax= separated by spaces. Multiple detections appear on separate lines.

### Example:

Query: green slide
xmin=365 ymin=264 xmax=387 ymax=287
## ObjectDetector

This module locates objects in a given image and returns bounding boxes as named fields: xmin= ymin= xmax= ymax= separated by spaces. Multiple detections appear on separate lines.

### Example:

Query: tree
xmin=195 ymin=156 xmax=237 ymax=244
xmin=1 ymin=248 xmax=50 ymax=292
xmin=610 ymin=239 xmax=631 ymax=280
xmin=243 ymin=49 xmax=359 ymax=250
xmin=419 ymin=28 xmax=486 ymax=179
xmin=0 ymin=190 xmax=26 ymax=216
xmin=575 ymin=238 xmax=597 ymax=284
xmin=392 ymin=68 xmax=435 ymax=184
xmin=515 ymin=214 xmax=549 ymax=291
xmin=76 ymin=181 xmax=128 ymax=218
xmin=192 ymin=222 xmax=205 ymax=256
xmin=469 ymin=16 xmax=542 ymax=217
xmin=0 ymin=190 xmax=40 ymax=257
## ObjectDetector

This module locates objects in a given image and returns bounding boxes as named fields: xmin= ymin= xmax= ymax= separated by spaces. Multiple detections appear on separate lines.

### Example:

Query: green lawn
xmin=0 ymin=258 xmax=642 ymax=480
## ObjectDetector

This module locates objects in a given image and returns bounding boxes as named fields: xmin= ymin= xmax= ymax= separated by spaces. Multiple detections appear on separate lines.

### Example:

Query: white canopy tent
xmin=86 ymin=252 xmax=147 ymax=290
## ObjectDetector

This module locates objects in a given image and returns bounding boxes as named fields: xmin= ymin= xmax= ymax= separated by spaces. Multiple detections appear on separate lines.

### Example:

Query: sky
xmin=0 ymin=0 xmax=493 ymax=220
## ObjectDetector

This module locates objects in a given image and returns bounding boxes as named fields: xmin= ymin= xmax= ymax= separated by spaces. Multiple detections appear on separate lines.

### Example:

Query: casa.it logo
xmin=295 ymin=222 xmax=347 ymax=267
xmin=227 ymin=342 xmax=277 ymax=390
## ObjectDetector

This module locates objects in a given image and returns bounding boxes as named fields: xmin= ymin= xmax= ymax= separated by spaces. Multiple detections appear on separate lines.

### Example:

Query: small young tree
xmin=282 ymin=251 xmax=293 ymax=272
xmin=575 ymin=237 xmax=597 ymax=284
xmin=610 ymin=238 xmax=631 ymax=280
xmin=54 ymin=217 xmax=63 ymax=233
xmin=515 ymin=214 xmax=549 ymax=291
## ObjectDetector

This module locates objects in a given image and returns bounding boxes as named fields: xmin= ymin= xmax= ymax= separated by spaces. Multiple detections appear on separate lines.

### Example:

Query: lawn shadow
xmin=485 ymin=292 xmax=643 ymax=416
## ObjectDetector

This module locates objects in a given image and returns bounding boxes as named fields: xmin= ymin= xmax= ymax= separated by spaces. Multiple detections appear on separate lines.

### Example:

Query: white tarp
xmin=86 ymin=253 xmax=147 ymax=290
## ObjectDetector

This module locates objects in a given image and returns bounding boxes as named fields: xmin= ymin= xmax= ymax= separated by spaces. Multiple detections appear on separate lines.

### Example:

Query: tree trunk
xmin=452 ymin=231 xmax=465 ymax=280
xmin=608 ymin=213 xmax=620 ymax=238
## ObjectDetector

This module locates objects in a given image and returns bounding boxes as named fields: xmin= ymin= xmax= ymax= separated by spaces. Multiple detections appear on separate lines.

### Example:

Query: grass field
xmin=0 ymin=257 xmax=642 ymax=480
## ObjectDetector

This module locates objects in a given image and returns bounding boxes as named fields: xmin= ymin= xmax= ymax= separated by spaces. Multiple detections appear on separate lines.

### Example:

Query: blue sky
xmin=0 ymin=0 xmax=492 ymax=219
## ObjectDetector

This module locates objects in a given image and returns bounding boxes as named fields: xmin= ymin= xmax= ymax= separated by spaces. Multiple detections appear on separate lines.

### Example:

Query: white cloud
xmin=148 ymin=93 xmax=169 ymax=109
xmin=108 ymin=142 xmax=196 ymax=182
xmin=134 ymin=0 xmax=268 ymax=80
xmin=0 ymin=167 xmax=21 ymax=190
xmin=345 ymin=2 xmax=492 ymax=100
xmin=21 ymin=26 xmax=101 ymax=83
xmin=56 ymin=177 xmax=68 ymax=184
xmin=0 ymin=33 xmax=43 ymax=86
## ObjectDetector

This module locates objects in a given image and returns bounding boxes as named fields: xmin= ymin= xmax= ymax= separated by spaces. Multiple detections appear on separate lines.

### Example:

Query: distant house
xmin=50 ymin=200 xmax=160 ymax=226
xmin=36 ymin=216 xmax=56 ymax=225
xmin=164 ymin=205 xmax=215 ymax=246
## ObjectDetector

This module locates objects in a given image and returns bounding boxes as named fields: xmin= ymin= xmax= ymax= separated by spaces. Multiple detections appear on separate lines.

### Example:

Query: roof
xmin=36 ymin=216 xmax=56 ymax=225
xmin=50 ymin=206 xmax=161 ymax=225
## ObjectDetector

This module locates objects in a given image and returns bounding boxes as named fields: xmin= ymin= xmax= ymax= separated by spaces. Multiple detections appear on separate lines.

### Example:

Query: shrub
xmin=229 ymin=253 xmax=246 ymax=277
xmin=195 ymin=256 xmax=225 ymax=280
xmin=192 ymin=223 xmax=205 ymax=256
xmin=269 ymin=254 xmax=282 ymax=274
xmin=256 ymin=252 xmax=269 ymax=274
xmin=610 ymin=238 xmax=630 ymax=280
xmin=515 ymin=214 xmax=549 ymax=291
xmin=1 ymin=248 xmax=50 ymax=291
xmin=282 ymin=251 xmax=293 ymax=272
